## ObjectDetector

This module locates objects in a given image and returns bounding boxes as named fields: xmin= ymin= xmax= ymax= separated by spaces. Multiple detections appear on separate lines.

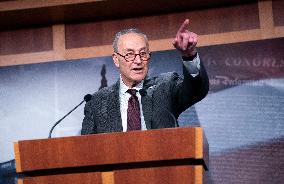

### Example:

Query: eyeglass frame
xmin=115 ymin=51 xmax=151 ymax=62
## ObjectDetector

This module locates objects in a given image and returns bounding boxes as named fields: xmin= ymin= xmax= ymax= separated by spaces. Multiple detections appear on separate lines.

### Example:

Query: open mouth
xmin=132 ymin=68 xmax=143 ymax=71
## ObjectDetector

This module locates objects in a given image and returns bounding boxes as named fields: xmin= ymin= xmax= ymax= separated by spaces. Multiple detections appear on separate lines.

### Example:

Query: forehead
xmin=117 ymin=33 xmax=148 ymax=51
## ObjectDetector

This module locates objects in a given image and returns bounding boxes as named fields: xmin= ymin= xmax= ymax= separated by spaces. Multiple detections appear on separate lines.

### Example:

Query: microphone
xmin=139 ymin=88 xmax=179 ymax=128
xmin=139 ymin=88 xmax=147 ymax=97
xmin=84 ymin=94 xmax=93 ymax=102
xmin=48 ymin=94 xmax=92 ymax=138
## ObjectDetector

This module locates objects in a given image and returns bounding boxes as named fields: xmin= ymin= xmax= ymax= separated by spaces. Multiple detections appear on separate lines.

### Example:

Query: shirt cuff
xmin=182 ymin=53 xmax=201 ymax=77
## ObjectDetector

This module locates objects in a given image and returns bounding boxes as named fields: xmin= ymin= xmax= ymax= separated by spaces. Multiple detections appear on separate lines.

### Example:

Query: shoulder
xmin=86 ymin=82 xmax=118 ymax=107
xmin=145 ymin=72 xmax=181 ymax=86
xmin=94 ymin=85 xmax=115 ymax=97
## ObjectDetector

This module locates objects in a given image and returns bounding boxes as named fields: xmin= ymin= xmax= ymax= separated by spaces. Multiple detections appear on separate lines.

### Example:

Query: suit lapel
xmin=142 ymin=79 xmax=154 ymax=129
xmin=106 ymin=81 xmax=123 ymax=132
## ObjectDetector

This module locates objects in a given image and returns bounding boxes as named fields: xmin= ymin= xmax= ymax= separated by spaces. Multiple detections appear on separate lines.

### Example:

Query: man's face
xmin=113 ymin=33 xmax=150 ymax=88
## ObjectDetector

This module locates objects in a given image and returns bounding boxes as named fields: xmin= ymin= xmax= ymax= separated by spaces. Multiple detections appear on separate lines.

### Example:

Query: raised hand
xmin=173 ymin=19 xmax=197 ymax=57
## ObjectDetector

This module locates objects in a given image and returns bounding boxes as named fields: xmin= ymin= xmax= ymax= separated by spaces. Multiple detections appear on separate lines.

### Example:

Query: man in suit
xmin=81 ymin=19 xmax=209 ymax=134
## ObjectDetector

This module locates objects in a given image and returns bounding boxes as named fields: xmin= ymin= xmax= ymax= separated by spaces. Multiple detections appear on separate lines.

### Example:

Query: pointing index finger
xmin=177 ymin=19 xmax=190 ymax=34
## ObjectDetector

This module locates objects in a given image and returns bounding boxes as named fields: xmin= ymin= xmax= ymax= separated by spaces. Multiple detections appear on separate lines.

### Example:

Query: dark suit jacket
xmin=81 ymin=61 xmax=209 ymax=135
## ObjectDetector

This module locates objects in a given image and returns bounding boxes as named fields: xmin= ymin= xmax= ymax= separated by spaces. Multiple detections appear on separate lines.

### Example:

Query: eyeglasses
xmin=116 ymin=51 xmax=151 ymax=62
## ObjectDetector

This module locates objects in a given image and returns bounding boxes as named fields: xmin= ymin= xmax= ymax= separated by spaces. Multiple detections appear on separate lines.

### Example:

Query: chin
xmin=132 ymin=74 xmax=146 ymax=82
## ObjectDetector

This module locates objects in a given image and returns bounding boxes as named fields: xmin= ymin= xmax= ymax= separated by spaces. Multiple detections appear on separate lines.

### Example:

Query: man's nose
xmin=133 ymin=54 xmax=142 ymax=64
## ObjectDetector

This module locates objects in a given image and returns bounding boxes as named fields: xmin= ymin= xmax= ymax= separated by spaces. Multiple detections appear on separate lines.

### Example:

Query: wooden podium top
xmin=14 ymin=127 xmax=208 ymax=174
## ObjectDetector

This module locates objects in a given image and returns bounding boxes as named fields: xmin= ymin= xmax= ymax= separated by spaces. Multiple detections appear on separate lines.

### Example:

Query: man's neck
xmin=120 ymin=76 xmax=143 ymax=89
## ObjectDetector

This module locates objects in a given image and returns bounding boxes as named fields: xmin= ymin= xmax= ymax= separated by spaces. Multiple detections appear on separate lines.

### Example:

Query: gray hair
xmin=112 ymin=28 xmax=148 ymax=53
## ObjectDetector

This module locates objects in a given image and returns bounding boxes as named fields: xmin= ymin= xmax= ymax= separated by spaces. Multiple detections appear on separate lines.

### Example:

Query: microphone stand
xmin=48 ymin=94 xmax=92 ymax=138
xmin=48 ymin=100 xmax=85 ymax=138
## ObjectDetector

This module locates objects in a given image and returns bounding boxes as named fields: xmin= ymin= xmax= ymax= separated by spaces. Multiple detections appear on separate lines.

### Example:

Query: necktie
xmin=127 ymin=89 xmax=141 ymax=131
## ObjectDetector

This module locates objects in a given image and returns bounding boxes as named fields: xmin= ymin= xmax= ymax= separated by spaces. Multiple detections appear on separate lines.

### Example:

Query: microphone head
xmin=139 ymin=89 xmax=147 ymax=96
xmin=84 ymin=94 xmax=92 ymax=102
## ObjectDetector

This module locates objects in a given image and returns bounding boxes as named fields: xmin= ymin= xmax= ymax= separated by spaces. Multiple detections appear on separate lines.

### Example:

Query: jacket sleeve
xmin=172 ymin=58 xmax=209 ymax=116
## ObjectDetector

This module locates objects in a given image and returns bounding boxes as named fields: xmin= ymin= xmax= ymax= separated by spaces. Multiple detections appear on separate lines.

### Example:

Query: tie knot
xmin=127 ymin=89 xmax=137 ymax=96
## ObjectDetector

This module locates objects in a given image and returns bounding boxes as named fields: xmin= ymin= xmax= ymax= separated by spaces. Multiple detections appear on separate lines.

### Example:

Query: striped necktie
xmin=127 ymin=89 xmax=141 ymax=131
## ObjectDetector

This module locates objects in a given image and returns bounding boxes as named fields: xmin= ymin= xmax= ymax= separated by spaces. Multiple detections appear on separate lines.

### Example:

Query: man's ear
xmin=112 ymin=53 xmax=120 ymax=68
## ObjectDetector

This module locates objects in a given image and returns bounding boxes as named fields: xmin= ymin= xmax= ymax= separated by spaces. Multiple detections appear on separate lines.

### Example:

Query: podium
xmin=14 ymin=127 xmax=209 ymax=184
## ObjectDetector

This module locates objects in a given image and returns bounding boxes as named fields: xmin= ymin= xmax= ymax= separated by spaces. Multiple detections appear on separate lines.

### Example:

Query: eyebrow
xmin=124 ymin=47 xmax=147 ymax=52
